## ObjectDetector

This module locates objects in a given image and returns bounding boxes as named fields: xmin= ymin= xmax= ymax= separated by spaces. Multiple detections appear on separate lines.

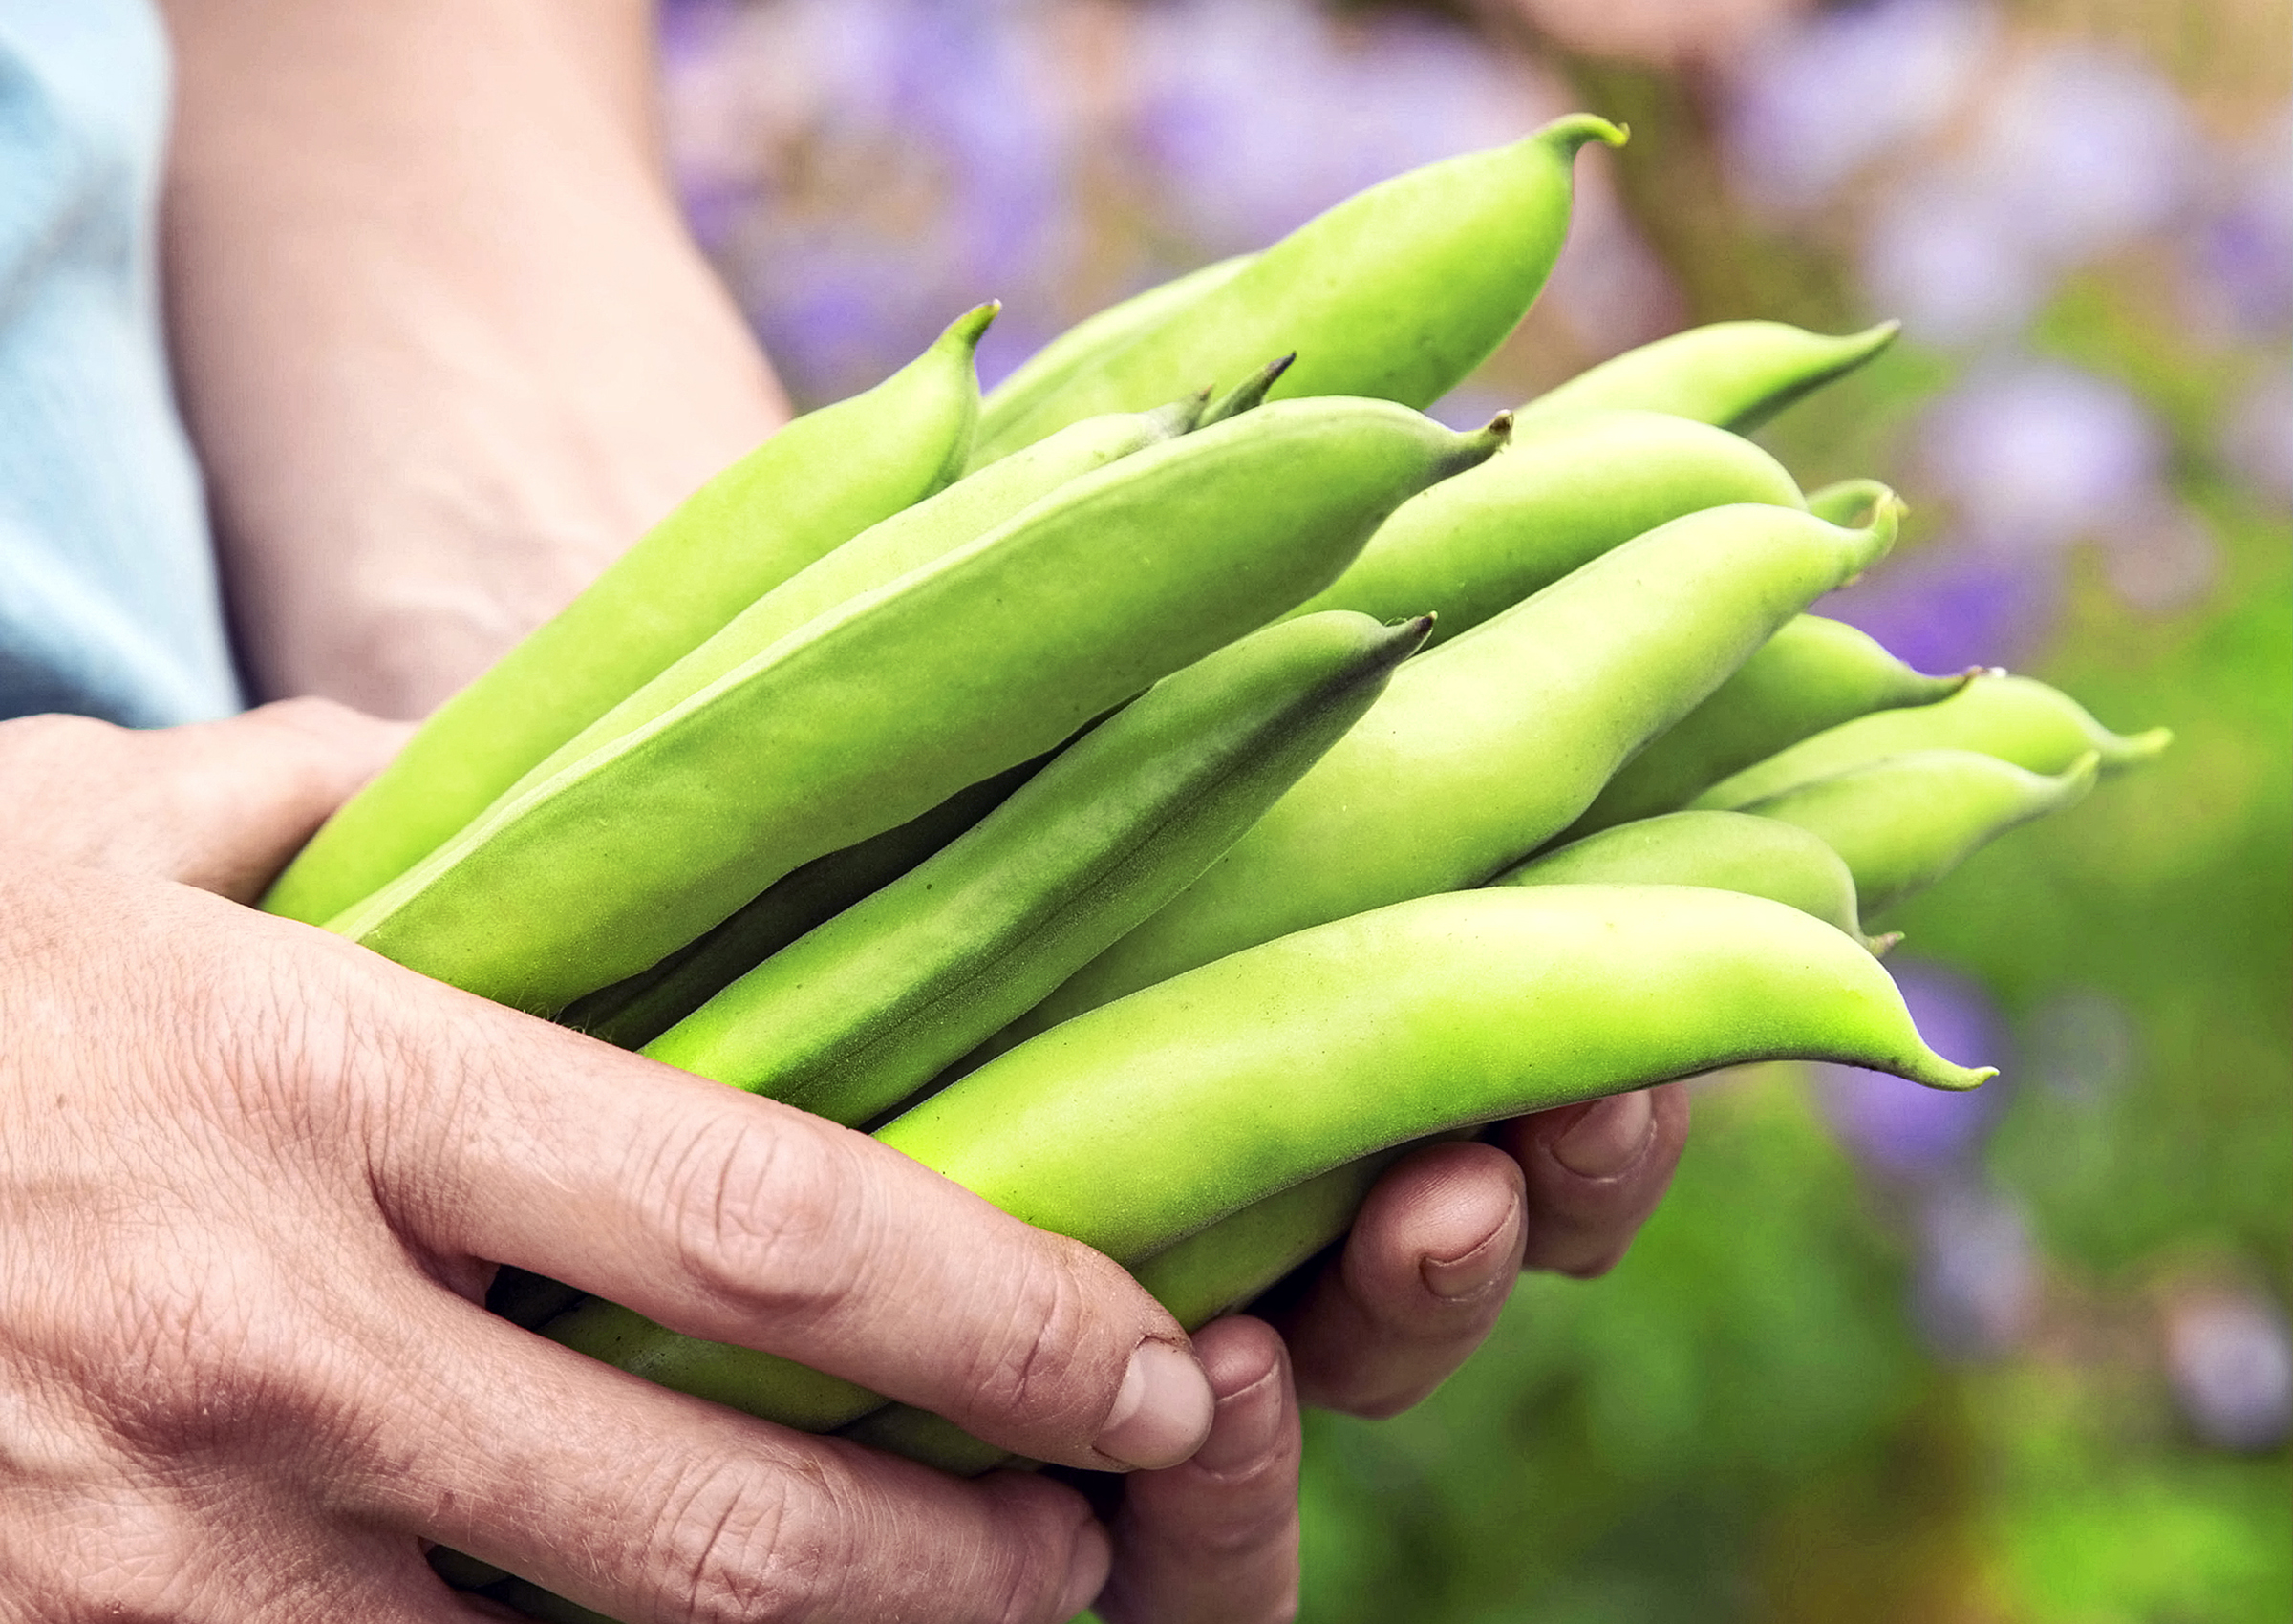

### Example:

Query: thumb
xmin=0 ymin=699 xmax=408 ymax=904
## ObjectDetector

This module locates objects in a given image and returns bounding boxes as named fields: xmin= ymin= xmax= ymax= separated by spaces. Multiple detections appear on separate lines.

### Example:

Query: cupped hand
xmin=0 ymin=703 xmax=1232 ymax=1623
xmin=1271 ymin=1090 xmax=1691 ymax=1418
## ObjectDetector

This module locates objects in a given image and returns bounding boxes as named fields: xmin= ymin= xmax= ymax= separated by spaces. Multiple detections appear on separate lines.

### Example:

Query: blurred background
xmin=651 ymin=0 xmax=2289 ymax=1617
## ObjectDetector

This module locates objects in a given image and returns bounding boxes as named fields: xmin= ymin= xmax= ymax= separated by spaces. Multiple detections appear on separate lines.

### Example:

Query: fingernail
xmin=1552 ymin=1090 xmax=1655 ymax=1179
xmin=1096 ymin=1340 xmax=1215 ymax=1469
xmin=1420 ymin=1214 xmax=1519 ymax=1304
xmin=1187 ymin=1363 xmax=1286 ymax=1475
xmin=1057 ymin=1519 xmax=1113 ymax=1620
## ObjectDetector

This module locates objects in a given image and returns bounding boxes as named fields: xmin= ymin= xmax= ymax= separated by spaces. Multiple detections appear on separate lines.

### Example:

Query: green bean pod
xmin=1519 ymin=318 xmax=1900 ymax=434
xmin=262 ymin=306 xmax=998 ymax=928
xmin=643 ymin=611 xmax=1433 ymax=1125
xmin=332 ymin=399 xmax=1508 ymax=1014
xmin=1694 ymin=672 xmax=2172 ymax=810
xmin=538 ymin=1298 xmax=884 ymax=1434
xmin=1804 ymin=477 xmax=1897 ymax=527
xmin=976 ymin=254 xmax=1256 ymax=455
xmin=889 ymin=886 xmax=1988 ymax=1266
xmin=1008 ymin=499 xmax=1899 ymax=1037
xmin=969 ymin=115 xmax=1625 ymax=464
xmin=1281 ymin=407 xmax=1806 ymax=643
xmin=1496 ymin=808 xmax=1881 ymax=947
xmin=508 ymin=395 xmax=1214 ymax=801
xmin=1741 ymin=748 xmax=2101 ymax=917
xmin=556 ymin=763 xmax=1038 ymax=1052
xmin=1554 ymin=615 xmax=1972 ymax=844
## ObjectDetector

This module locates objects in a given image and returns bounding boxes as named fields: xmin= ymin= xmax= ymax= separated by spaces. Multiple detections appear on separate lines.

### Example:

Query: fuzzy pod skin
xmin=1554 ymin=615 xmax=1972 ymax=844
xmin=969 ymin=116 xmax=1625 ymax=464
xmin=1282 ymin=407 xmax=1806 ymax=643
xmin=1742 ymin=748 xmax=2101 ymax=917
xmin=331 ymin=399 xmax=1507 ymax=1015
xmin=1520 ymin=319 xmax=1901 ymax=434
xmin=1496 ymin=809 xmax=1881 ymax=949
xmin=262 ymin=306 xmax=997 ymax=929
xmin=506 ymin=397 xmax=1211 ymax=801
xmin=975 ymin=254 xmax=1256 ymax=458
xmin=883 ymin=887 xmax=1989 ymax=1268
xmin=644 ymin=612 xmax=1432 ymax=1125
xmin=1007 ymin=499 xmax=1900 ymax=1038
xmin=1695 ymin=672 xmax=2172 ymax=811
xmin=557 ymin=763 xmax=1038 ymax=1051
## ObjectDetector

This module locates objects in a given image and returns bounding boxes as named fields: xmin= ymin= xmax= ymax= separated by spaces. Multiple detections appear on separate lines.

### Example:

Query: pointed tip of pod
xmin=1440 ymin=410 xmax=1514 ymax=478
xmin=1918 ymin=1058 xmax=1999 ymax=1094
xmin=1149 ymin=386 xmax=1215 ymax=438
xmin=1833 ymin=485 xmax=1905 ymax=576
xmin=1390 ymin=612 xmax=1438 ymax=658
xmin=2057 ymin=749 xmax=2104 ymax=796
xmin=942 ymin=302 xmax=1002 ymax=353
xmin=1200 ymin=353 xmax=1298 ymax=427
xmin=1540 ymin=113 xmax=1629 ymax=157
xmin=1854 ymin=317 xmax=1904 ymax=353
xmin=2111 ymin=726 xmax=2175 ymax=768
xmin=1866 ymin=930 xmax=1905 ymax=958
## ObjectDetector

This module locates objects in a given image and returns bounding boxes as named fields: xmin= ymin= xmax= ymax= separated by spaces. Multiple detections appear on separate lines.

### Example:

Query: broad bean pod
xmin=969 ymin=115 xmax=1624 ymax=463
xmin=1740 ymin=747 xmax=2100 ymax=917
xmin=557 ymin=762 xmax=1038 ymax=1051
xmin=889 ymin=886 xmax=1986 ymax=1268
xmin=1695 ymin=672 xmax=2170 ymax=810
xmin=262 ymin=306 xmax=997 ymax=927
xmin=644 ymin=611 xmax=1432 ymax=1125
xmin=332 ymin=399 xmax=1507 ymax=1015
xmin=1495 ymin=808 xmax=1882 ymax=949
xmin=1008 ymin=498 xmax=1900 ymax=1036
xmin=975 ymin=253 xmax=1254 ymax=455
xmin=1282 ymin=407 xmax=1805 ymax=642
xmin=1519 ymin=318 xmax=1900 ymax=434
xmin=506 ymin=395 xmax=1212 ymax=800
xmin=1554 ymin=614 xmax=1970 ymax=844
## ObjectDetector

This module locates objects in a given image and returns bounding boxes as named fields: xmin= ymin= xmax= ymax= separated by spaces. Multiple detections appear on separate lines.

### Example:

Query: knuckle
xmin=949 ymin=1238 xmax=1104 ymax=1432
xmin=638 ymin=1458 xmax=859 ymax=1624
xmin=643 ymin=1111 xmax=868 ymax=1321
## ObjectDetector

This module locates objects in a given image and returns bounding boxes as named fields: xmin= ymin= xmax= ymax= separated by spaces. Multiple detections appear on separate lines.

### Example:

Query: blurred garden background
xmin=651 ymin=0 xmax=2290 ymax=1617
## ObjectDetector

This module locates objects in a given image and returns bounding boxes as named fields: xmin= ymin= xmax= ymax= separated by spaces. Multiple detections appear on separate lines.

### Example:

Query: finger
xmin=1096 ymin=1316 xmax=1303 ymax=1624
xmin=0 ymin=699 xmax=404 ymax=901
xmin=1269 ymin=1141 xmax=1526 ymax=1418
xmin=331 ymin=945 xmax=1212 ymax=1472
xmin=1493 ymin=1081 xmax=1691 ymax=1278
xmin=332 ymin=1279 xmax=1111 ymax=1624
xmin=142 ymin=699 xmax=411 ymax=901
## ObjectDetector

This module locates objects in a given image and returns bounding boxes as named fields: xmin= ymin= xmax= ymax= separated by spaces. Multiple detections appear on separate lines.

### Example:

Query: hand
xmin=0 ymin=704 xmax=1228 ymax=1623
xmin=1269 ymin=1091 xmax=1691 ymax=1417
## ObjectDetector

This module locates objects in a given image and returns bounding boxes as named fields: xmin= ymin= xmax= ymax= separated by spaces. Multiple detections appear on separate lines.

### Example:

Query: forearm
xmin=159 ymin=0 xmax=787 ymax=716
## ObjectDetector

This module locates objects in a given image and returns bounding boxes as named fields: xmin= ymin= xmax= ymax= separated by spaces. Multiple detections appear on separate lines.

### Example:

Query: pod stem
xmin=1540 ymin=113 xmax=1630 ymax=157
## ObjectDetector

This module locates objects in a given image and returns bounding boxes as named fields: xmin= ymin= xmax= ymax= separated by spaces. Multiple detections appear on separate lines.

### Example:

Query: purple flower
xmin=1912 ymin=1181 xmax=2038 ymax=1357
xmin=2184 ymin=104 xmax=2293 ymax=340
xmin=1814 ymin=958 xmax=2007 ymax=1179
xmin=1917 ymin=358 xmax=2167 ymax=545
xmin=1723 ymin=0 xmax=1998 ymax=216
xmin=1818 ymin=534 xmax=2061 ymax=674
xmin=1860 ymin=168 xmax=2053 ymax=347
xmin=2164 ymin=1288 xmax=2293 ymax=1453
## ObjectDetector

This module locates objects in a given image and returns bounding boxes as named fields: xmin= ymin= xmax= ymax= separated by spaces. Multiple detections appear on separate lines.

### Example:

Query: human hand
xmin=0 ymin=703 xmax=1232 ymax=1623
xmin=1268 ymin=1091 xmax=1691 ymax=1418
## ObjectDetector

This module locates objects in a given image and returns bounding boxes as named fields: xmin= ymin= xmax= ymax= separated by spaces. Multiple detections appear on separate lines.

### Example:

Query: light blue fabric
xmin=0 ymin=0 xmax=241 ymax=726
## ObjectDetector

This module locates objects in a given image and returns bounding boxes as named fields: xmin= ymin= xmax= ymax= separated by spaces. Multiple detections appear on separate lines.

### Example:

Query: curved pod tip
xmin=942 ymin=301 xmax=1002 ymax=352
xmin=1200 ymin=353 xmax=1298 ymax=427
xmin=1540 ymin=113 xmax=1629 ymax=156
xmin=2121 ymin=725 xmax=2175 ymax=763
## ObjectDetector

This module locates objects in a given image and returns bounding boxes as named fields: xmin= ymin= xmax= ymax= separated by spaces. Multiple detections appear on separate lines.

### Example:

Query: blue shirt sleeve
xmin=0 ymin=0 xmax=243 ymax=727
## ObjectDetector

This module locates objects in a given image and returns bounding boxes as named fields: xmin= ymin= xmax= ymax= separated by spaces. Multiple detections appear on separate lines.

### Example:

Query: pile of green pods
xmin=260 ymin=117 xmax=2168 ymax=1612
